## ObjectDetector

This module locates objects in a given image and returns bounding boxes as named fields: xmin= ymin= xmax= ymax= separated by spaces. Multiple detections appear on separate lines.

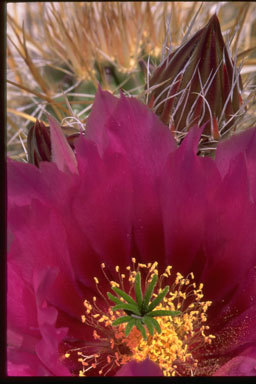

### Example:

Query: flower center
xmin=64 ymin=259 xmax=215 ymax=376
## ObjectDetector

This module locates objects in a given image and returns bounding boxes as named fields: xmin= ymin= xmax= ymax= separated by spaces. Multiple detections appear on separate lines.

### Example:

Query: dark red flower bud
xmin=27 ymin=120 xmax=81 ymax=167
xmin=27 ymin=120 xmax=51 ymax=167
xmin=148 ymin=15 xmax=243 ymax=142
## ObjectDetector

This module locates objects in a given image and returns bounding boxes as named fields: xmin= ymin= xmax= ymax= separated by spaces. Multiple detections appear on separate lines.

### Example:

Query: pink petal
xmin=159 ymin=126 xmax=221 ymax=273
xmin=216 ymin=126 xmax=256 ymax=202
xmin=33 ymin=268 xmax=70 ymax=376
xmin=84 ymin=85 xmax=119 ymax=155
xmin=8 ymin=350 xmax=52 ymax=376
xmin=201 ymin=153 xmax=256 ymax=303
xmin=7 ymin=158 xmax=78 ymax=208
xmin=84 ymin=88 xmax=177 ymax=263
xmin=214 ymin=347 xmax=256 ymax=376
xmin=7 ymin=265 xmax=71 ymax=376
xmin=8 ymin=261 xmax=38 ymax=336
xmin=48 ymin=114 xmax=78 ymax=175
xmin=73 ymin=138 xmax=133 ymax=270
xmin=85 ymin=88 xmax=176 ymax=177
xmin=212 ymin=304 xmax=256 ymax=356
xmin=115 ymin=359 xmax=163 ymax=376
xmin=8 ymin=200 xmax=84 ymax=319
xmin=8 ymin=158 xmax=46 ymax=206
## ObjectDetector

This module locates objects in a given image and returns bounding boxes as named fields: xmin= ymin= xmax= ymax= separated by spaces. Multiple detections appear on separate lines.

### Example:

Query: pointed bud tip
xmin=27 ymin=119 xmax=51 ymax=167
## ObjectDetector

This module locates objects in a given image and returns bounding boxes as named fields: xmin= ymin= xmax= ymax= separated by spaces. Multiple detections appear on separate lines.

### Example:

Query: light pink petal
xmin=48 ymin=114 xmax=78 ymax=175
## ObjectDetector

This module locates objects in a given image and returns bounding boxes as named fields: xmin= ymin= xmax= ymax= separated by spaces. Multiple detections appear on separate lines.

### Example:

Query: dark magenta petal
xmin=8 ymin=265 xmax=70 ymax=376
xmin=220 ymin=266 xmax=256 ymax=317
xmin=8 ymin=156 xmax=108 ymax=291
xmin=85 ymin=88 xmax=177 ymax=160
xmin=211 ymin=304 xmax=256 ymax=357
xmin=82 ymin=88 xmax=177 ymax=263
xmin=159 ymin=126 xmax=221 ymax=273
xmin=115 ymin=359 xmax=163 ymax=376
xmin=201 ymin=153 xmax=256 ymax=303
xmin=216 ymin=126 xmax=256 ymax=202
xmin=213 ymin=347 xmax=256 ymax=376
xmin=159 ymin=126 xmax=256 ymax=319
xmin=84 ymin=86 xmax=119 ymax=155
xmin=8 ymin=350 xmax=52 ymax=376
xmin=32 ymin=268 xmax=70 ymax=376
xmin=8 ymin=158 xmax=79 ymax=208
xmin=48 ymin=114 xmax=78 ymax=175
xmin=8 ymin=261 xmax=38 ymax=336
xmin=8 ymin=200 xmax=84 ymax=318
xmin=73 ymin=138 xmax=133 ymax=271
xmin=8 ymin=158 xmax=48 ymax=206
xmin=8 ymin=262 xmax=42 ymax=375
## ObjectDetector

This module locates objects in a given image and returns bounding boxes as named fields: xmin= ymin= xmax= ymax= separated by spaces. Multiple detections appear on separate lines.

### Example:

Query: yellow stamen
xmin=65 ymin=261 xmax=215 ymax=377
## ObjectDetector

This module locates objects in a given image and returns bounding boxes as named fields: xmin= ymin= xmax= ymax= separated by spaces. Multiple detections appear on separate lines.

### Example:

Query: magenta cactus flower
xmin=8 ymin=88 xmax=256 ymax=376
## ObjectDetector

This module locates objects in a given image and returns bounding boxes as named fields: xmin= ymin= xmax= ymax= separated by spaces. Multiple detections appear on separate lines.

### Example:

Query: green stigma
xmin=107 ymin=272 xmax=181 ymax=340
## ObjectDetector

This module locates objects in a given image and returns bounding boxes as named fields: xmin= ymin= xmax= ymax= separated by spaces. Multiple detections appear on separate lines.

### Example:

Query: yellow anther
xmin=110 ymin=281 xmax=120 ymax=288
xmin=80 ymin=263 xmax=214 ymax=377
xmin=149 ymin=262 xmax=158 ymax=272
xmin=65 ymin=353 xmax=70 ymax=358
xmin=93 ymin=330 xmax=101 ymax=340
